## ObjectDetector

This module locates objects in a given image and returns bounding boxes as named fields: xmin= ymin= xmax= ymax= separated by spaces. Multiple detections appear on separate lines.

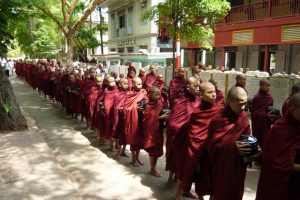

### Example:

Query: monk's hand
xmin=158 ymin=113 xmax=169 ymax=121
xmin=293 ymin=164 xmax=300 ymax=172
xmin=236 ymin=141 xmax=251 ymax=157
xmin=249 ymin=146 xmax=262 ymax=161
xmin=137 ymin=106 xmax=144 ymax=112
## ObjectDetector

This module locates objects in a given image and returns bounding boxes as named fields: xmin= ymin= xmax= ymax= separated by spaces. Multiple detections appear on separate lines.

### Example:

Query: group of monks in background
xmin=14 ymin=59 xmax=300 ymax=200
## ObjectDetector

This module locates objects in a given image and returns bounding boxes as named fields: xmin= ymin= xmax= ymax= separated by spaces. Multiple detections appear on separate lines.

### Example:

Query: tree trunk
xmin=0 ymin=69 xmax=27 ymax=132
xmin=99 ymin=7 xmax=104 ymax=54
xmin=66 ymin=35 xmax=74 ymax=67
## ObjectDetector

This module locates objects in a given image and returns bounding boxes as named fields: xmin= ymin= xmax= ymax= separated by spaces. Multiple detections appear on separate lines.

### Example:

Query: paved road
xmin=0 ymin=76 xmax=260 ymax=200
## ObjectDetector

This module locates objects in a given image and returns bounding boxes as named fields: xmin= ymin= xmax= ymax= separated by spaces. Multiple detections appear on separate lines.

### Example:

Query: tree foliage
xmin=142 ymin=0 xmax=231 ymax=48
xmin=0 ymin=0 xmax=22 ymax=58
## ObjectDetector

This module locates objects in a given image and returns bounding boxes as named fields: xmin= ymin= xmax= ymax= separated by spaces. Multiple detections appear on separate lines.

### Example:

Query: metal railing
xmin=224 ymin=0 xmax=300 ymax=24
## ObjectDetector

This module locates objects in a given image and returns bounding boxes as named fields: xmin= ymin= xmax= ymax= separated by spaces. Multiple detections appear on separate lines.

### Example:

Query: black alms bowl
xmin=238 ymin=135 xmax=258 ymax=156
xmin=159 ymin=109 xmax=171 ymax=116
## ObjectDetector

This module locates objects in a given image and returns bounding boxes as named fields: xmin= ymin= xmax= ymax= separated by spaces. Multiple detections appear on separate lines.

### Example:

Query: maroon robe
xmin=127 ymin=77 xmax=133 ymax=91
xmin=111 ymin=88 xmax=127 ymax=139
xmin=182 ymin=99 xmax=220 ymax=192
xmin=138 ymin=73 xmax=146 ymax=85
xmin=282 ymin=97 xmax=289 ymax=116
xmin=143 ymin=100 xmax=164 ymax=157
xmin=256 ymin=112 xmax=300 ymax=200
xmin=92 ymin=85 xmax=105 ymax=131
xmin=165 ymin=91 xmax=200 ymax=178
xmin=103 ymin=87 xmax=116 ymax=139
xmin=122 ymin=89 xmax=148 ymax=150
xmin=207 ymin=107 xmax=251 ymax=200
xmin=127 ymin=65 xmax=136 ymax=77
xmin=216 ymin=89 xmax=225 ymax=106
xmin=144 ymin=73 xmax=158 ymax=91
xmin=250 ymin=90 xmax=273 ymax=149
xmin=71 ymin=79 xmax=82 ymax=114
xmin=83 ymin=78 xmax=99 ymax=122
xmin=168 ymin=77 xmax=187 ymax=104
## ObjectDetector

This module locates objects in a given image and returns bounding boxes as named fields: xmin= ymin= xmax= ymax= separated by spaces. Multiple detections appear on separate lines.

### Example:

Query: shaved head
xmin=150 ymin=85 xmax=161 ymax=94
xmin=259 ymin=79 xmax=270 ymax=86
xmin=236 ymin=74 xmax=246 ymax=80
xmin=187 ymin=76 xmax=200 ymax=96
xmin=118 ymin=78 xmax=128 ymax=90
xmin=226 ymin=87 xmax=248 ymax=115
xmin=200 ymin=82 xmax=216 ymax=104
xmin=227 ymin=87 xmax=247 ymax=102
xmin=133 ymin=77 xmax=142 ymax=84
xmin=291 ymin=83 xmax=300 ymax=96
xmin=199 ymin=82 xmax=214 ymax=93
xmin=133 ymin=77 xmax=142 ymax=91
xmin=289 ymin=93 xmax=300 ymax=122
xmin=119 ymin=78 xmax=128 ymax=84
xmin=289 ymin=93 xmax=300 ymax=109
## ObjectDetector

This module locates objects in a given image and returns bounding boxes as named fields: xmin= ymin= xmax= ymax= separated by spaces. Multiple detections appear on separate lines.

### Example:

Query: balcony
xmin=224 ymin=0 xmax=300 ymax=24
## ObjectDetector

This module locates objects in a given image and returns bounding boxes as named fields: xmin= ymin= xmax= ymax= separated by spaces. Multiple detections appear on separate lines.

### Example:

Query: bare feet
xmin=137 ymin=159 xmax=144 ymax=166
xmin=121 ymin=152 xmax=129 ymax=157
xmin=150 ymin=170 xmax=161 ymax=177
xmin=182 ymin=191 xmax=198 ymax=199
xmin=166 ymin=178 xmax=173 ymax=188
xmin=114 ymin=154 xmax=120 ymax=160
xmin=131 ymin=161 xmax=140 ymax=167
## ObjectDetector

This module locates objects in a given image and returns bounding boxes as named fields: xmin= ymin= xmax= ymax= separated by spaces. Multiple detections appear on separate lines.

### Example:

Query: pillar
xmin=176 ymin=36 xmax=181 ymax=69
xmin=222 ymin=47 xmax=226 ymax=67
xmin=264 ymin=45 xmax=269 ymax=72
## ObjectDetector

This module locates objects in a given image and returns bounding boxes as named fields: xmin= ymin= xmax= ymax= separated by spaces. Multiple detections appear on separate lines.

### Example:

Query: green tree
xmin=0 ymin=0 xmax=28 ymax=131
xmin=24 ymin=0 xmax=106 ymax=66
xmin=142 ymin=0 xmax=230 ymax=67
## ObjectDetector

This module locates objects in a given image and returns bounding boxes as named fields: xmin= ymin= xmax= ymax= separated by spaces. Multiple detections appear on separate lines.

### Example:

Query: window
xmin=127 ymin=47 xmax=134 ymax=53
xmin=118 ymin=48 xmax=125 ymax=53
xmin=127 ymin=7 xmax=133 ymax=35
xmin=140 ymin=0 xmax=147 ymax=25
xmin=111 ymin=14 xmax=116 ymax=38
xmin=119 ymin=15 xmax=125 ymax=28
xmin=110 ymin=48 xmax=116 ymax=52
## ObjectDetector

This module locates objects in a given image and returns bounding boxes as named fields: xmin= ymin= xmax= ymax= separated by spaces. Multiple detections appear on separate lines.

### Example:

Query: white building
xmin=95 ymin=0 xmax=173 ymax=67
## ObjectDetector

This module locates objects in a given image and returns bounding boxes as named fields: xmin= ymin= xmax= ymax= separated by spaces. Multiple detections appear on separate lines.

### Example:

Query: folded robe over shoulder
xmin=143 ymin=100 xmax=164 ymax=157
xmin=165 ymin=92 xmax=200 ymax=177
xmin=168 ymin=77 xmax=186 ymax=104
xmin=250 ymin=90 xmax=273 ymax=148
xmin=207 ymin=107 xmax=251 ymax=200
xmin=182 ymin=99 xmax=221 ymax=193
xmin=92 ymin=85 xmax=105 ymax=131
xmin=144 ymin=73 xmax=158 ymax=91
xmin=123 ymin=89 xmax=148 ymax=147
xmin=103 ymin=87 xmax=116 ymax=139
xmin=83 ymin=78 xmax=99 ymax=121
xmin=256 ymin=112 xmax=300 ymax=200
xmin=111 ymin=88 xmax=127 ymax=139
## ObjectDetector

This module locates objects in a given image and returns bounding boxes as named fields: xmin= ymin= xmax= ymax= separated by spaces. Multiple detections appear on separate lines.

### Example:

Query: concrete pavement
xmin=0 ymin=75 xmax=260 ymax=200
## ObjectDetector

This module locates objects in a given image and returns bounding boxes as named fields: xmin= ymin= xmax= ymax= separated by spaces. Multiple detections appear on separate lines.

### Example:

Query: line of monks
xmin=14 ymin=60 xmax=300 ymax=200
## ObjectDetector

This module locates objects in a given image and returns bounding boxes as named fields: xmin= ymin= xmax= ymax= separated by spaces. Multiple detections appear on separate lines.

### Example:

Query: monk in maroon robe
xmin=127 ymin=70 xmax=135 ymax=91
xmin=126 ymin=62 xmax=136 ymax=78
xmin=166 ymin=77 xmax=200 ymax=200
xmin=112 ymin=78 xmax=129 ymax=159
xmin=92 ymin=76 xmax=105 ymax=142
xmin=83 ymin=68 xmax=99 ymax=128
xmin=256 ymin=94 xmax=300 ymax=200
xmin=282 ymin=83 xmax=300 ymax=116
xmin=103 ymin=76 xmax=117 ymax=151
xmin=181 ymin=82 xmax=221 ymax=199
xmin=207 ymin=87 xmax=252 ymax=200
xmin=70 ymin=73 xmax=82 ymax=117
xmin=250 ymin=80 xmax=274 ymax=149
xmin=143 ymin=65 xmax=158 ymax=92
xmin=54 ymin=68 xmax=63 ymax=105
xmin=153 ymin=74 xmax=168 ymax=108
xmin=138 ymin=68 xmax=146 ymax=85
xmin=122 ymin=77 xmax=148 ymax=167
xmin=143 ymin=86 xmax=169 ymax=177
xmin=191 ymin=65 xmax=203 ymax=83
xmin=168 ymin=68 xmax=187 ymax=105
xmin=235 ymin=74 xmax=247 ymax=92
xmin=209 ymin=79 xmax=224 ymax=106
